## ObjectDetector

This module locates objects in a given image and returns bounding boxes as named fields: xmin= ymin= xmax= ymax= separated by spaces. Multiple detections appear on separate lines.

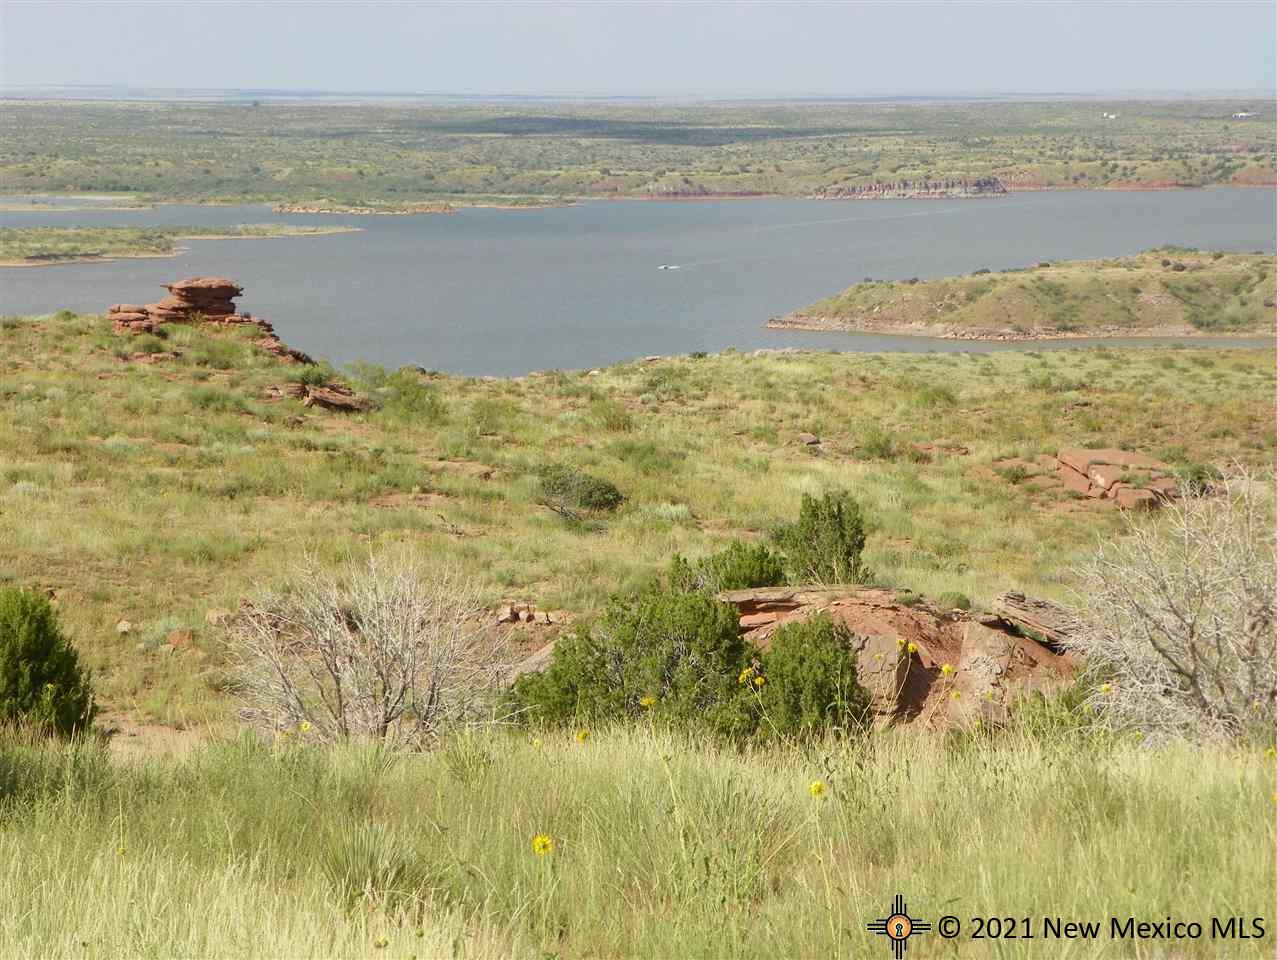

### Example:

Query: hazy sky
xmin=2 ymin=1 xmax=1274 ymax=97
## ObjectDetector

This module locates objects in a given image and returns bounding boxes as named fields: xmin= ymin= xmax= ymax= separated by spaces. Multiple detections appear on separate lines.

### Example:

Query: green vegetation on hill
xmin=782 ymin=249 xmax=1277 ymax=338
xmin=0 ymin=224 xmax=357 ymax=265
xmin=1 ymin=98 xmax=1273 ymax=207
xmin=1 ymin=310 xmax=1275 ymax=725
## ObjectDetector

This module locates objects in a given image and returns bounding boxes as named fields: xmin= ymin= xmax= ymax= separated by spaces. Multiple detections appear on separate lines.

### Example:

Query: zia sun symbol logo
xmin=866 ymin=893 xmax=932 ymax=958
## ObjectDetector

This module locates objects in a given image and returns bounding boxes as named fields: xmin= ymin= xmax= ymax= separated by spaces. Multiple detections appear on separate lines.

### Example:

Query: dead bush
xmin=231 ymin=551 xmax=510 ymax=748
xmin=1069 ymin=473 xmax=1276 ymax=740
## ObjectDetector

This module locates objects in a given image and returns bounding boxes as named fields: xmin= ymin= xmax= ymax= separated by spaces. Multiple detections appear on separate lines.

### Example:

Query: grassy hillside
xmin=2 ymin=310 xmax=1275 ymax=726
xmin=779 ymin=249 xmax=1277 ymax=339
xmin=1 ymin=99 xmax=1273 ymax=208
xmin=0 ymin=224 xmax=357 ymax=266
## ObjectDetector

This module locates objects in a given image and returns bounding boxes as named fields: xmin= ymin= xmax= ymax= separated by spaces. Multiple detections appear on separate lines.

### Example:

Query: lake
xmin=2 ymin=189 xmax=1275 ymax=375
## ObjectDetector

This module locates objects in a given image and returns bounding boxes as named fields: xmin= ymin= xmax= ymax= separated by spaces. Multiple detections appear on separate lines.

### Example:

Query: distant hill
xmin=772 ymin=249 xmax=1277 ymax=339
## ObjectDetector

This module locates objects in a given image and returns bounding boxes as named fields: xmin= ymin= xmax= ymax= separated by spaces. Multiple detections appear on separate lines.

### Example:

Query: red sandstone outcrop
xmin=508 ymin=586 xmax=1078 ymax=730
xmin=718 ymin=586 xmax=1076 ymax=727
xmin=992 ymin=447 xmax=1180 ymax=510
xmin=107 ymin=277 xmax=313 ymax=364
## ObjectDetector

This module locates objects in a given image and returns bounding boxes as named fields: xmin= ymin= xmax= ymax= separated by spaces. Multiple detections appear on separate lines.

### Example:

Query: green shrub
xmin=756 ymin=616 xmax=871 ymax=740
xmin=668 ymin=541 xmax=787 ymax=594
xmin=511 ymin=590 xmax=756 ymax=738
xmin=937 ymin=591 xmax=972 ymax=611
xmin=1174 ymin=461 xmax=1222 ymax=496
xmin=374 ymin=370 xmax=448 ymax=423
xmin=287 ymin=363 xmax=338 ymax=387
xmin=0 ymin=589 xmax=96 ymax=737
xmin=536 ymin=463 xmax=624 ymax=512
xmin=470 ymin=397 xmax=518 ymax=436
xmin=773 ymin=491 xmax=871 ymax=585
xmin=855 ymin=426 xmax=897 ymax=460
xmin=187 ymin=386 xmax=248 ymax=414
xmin=132 ymin=333 xmax=168 ymax=354
xmin=609 ymin=439 xmax=685 ymax=476
xmin=188 ymin=338 xmax=244 ymax=370
xmin=588 ymin=397 xmax=633 ymax=433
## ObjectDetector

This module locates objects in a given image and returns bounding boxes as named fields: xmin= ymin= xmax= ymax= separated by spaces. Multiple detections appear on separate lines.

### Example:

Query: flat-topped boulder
xmin=164 ymin=276 xmax=243 ymax=298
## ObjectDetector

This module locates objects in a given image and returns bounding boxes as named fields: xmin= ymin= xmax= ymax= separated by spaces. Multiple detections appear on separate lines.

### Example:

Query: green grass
xmin=3 ymin=725 xmax=1274 ymax=958
xmin=0 ymin=224 xmax=357 ymax=264
xmin=785 ymin=249 xmax=1277 ymax=338
xmin=1 ymin=98 xmax=1273 ymax=208
xmin=1 ymin=312 xmax=1276 ymax=724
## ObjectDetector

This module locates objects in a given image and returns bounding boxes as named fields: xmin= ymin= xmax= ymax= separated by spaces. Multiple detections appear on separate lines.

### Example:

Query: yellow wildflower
xmin=1100 ymin=683 xmax=1113 ymax=694
xmin=895 ymin=638 xmax=906 ymax=648
xmin=531 ymin=833 xmax=555 ymax=856
xmin=809 ymin=780 xmax=827 ymax=799
xmin=299 ymin=720 xmax=312 ymax=733
xmin=951 ymin=690 xmax=961 ymax=701
xmin=940 ymin=663 xmax=955 ymax=677
xmin=373 ymin=936 xmax=389 ymax=949
xmin=906 ymin=642 xmax=917 ymax=654
xmin=738 ymin=667 xmax=751 ymax=684
xmin=575 ymin=729 xmax=590 ymax=744
xmin=753 ymin=675 xmax=766 ymax=688
xmin=116 ymin=846 xmax=125 ymax=857
xmin=531 ymin=737 xmax=543 ymax=749
xmin=639 ymin=694 xmax=656 ymax=709
xmin=1264 ymin=747 xmax=1276 ymax=760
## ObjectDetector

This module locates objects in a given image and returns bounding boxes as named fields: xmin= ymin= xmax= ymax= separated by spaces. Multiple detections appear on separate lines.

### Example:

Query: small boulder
xmin=1115 ymin=487 xmax=1158 ymax=511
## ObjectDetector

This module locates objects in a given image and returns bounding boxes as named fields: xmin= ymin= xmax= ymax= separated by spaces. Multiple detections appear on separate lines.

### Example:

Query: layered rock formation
xmin=816 ymin=177 xmax=1006 ymax=199
xmin=508 ymin=586 xmax=1079 ymax=731
xmin=993 ymin=447 xmax=1180 ymax=510
xmin=720 ymin=586 xmax=1077 ymax=728
xmin=263 ymin=380 xmax=367 ymax=411
xmin=107 ymin=277 xmax=312 ymax=364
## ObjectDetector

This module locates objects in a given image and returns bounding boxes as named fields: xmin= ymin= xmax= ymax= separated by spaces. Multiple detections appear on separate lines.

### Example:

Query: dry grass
xmin=2 ymin=725 xmax=1275 ymax=958
xmin=1 ymin=310 xmax=1275 ymax=723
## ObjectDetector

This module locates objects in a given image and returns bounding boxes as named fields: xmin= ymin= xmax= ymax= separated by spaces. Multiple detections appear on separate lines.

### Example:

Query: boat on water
xmin=658 ymin=264 xmax=681 ymax=270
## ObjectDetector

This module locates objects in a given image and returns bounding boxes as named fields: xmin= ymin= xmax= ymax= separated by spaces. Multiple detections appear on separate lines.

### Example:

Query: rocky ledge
xmin=107 ymin=276 xmax=312 ymax=364
xmin=993 ymin=447 xmax=1180 ymax=510
xmin=508 ymin=586 xmax=1079 ymax=731
xmin=720 ymin=586 xmax=1077 ymax=729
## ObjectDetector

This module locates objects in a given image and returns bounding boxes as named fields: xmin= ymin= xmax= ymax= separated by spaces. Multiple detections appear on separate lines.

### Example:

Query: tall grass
xmin=3 ymin=725 xmax=1274 ymax=958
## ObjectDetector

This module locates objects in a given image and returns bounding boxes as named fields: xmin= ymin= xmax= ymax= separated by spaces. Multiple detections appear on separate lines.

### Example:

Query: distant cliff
xmin=814 ymin=177 xmax=1007 ymax=199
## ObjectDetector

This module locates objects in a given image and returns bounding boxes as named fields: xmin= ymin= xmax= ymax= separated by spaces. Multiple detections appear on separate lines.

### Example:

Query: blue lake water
xmin=2 ymin=188 xmax=1274 ymax=375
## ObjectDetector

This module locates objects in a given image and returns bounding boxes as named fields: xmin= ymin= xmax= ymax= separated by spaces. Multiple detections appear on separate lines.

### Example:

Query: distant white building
xmin=1101 ymin=112 xmax=1119 ymax=120
xmin=1233 ymin=112 xmax=1257 ymax=119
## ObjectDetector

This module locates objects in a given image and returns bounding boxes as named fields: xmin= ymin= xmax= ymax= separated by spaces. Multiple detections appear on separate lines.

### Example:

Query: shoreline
xmin=0 ymin=226 xmax=363 ymax=268
xmin=766 ymin=315 xmax=1277 ymax=342
xmin=4 ymin=181 xmax=1274 ymax=217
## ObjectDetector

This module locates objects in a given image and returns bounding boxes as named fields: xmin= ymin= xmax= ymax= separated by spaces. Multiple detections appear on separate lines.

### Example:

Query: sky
xmin=2 ymin=1 xmax=1274 ymax=98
